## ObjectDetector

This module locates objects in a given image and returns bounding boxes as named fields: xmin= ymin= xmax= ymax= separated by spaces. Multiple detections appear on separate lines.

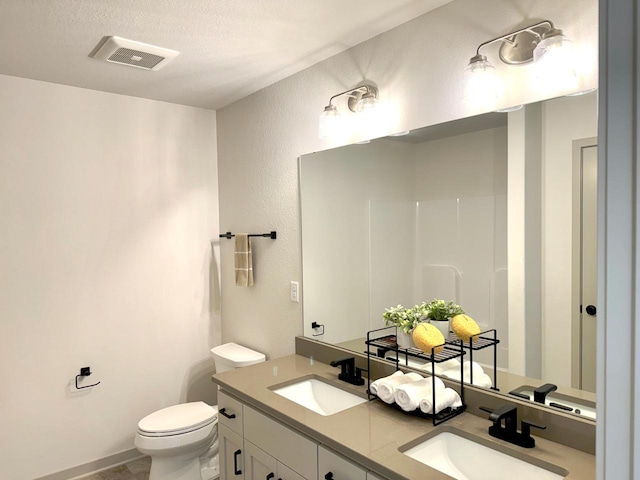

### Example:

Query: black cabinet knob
xmin=586 ymin=305 xmax=597 ymax=316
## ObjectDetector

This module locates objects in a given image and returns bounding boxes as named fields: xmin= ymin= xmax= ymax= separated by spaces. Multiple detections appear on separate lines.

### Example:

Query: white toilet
xmin=135 ymin=343 xmax=266 ymax=480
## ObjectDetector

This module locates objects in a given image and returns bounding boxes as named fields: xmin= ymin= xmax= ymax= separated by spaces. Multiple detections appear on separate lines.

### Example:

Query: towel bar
xmin=75 ymin=367 xmax=101 ymax=390
xmin=220 ymin=231 xmax=277 ymax=239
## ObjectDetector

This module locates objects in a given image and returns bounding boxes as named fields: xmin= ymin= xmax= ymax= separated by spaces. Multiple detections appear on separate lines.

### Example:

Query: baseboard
xmin=33 ymin=449 xmax=143 ymax=480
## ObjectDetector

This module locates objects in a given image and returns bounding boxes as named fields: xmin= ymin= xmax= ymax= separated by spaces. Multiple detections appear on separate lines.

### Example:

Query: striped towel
xmin=234 ymin=234 xmax=254 ymax=287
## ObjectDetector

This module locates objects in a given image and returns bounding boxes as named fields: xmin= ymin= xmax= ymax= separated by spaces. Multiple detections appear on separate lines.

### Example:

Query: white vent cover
xmin=90 ymin=36 xmax=179 ymax=71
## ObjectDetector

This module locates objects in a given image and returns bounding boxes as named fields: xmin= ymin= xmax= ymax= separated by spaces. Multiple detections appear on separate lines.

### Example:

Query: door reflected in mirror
xmin=300 ymin=92 xmax=598 ymax=420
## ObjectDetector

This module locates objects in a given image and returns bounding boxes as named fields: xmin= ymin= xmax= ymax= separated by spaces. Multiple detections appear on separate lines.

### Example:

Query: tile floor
xmin=79 ymin=456 xmax=150 ymax=480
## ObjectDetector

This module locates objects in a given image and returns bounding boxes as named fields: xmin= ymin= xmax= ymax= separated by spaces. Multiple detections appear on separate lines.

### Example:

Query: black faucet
xmin=329 ymin=356 xmax=365 ymax=386
xmin=533 ymin=383 xmax=558 ymax=404
xmin=480 ymin=403 xmax=546 ymax=448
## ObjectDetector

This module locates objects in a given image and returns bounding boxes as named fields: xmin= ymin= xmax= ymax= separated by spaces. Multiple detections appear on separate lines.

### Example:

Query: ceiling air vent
xmin=89 ymin=36 xmax=179 ymax=71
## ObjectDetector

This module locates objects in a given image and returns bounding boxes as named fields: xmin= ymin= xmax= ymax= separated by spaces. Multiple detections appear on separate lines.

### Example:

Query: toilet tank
xmin=210 ymin=342 xmax=266 ymax=373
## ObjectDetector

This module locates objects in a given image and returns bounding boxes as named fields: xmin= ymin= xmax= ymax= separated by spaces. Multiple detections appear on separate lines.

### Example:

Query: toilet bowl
xmin=135 ymin=343 xmax=265 ymax=480
xmin=135 ymin=402 xmax=219 ymax=479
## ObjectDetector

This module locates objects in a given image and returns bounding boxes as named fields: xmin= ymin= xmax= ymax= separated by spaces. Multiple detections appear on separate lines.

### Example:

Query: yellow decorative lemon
xmin=451 ymin=314 xmax=481 ymax=343
xmin=412 ymin=323 xmax=445 ymax=355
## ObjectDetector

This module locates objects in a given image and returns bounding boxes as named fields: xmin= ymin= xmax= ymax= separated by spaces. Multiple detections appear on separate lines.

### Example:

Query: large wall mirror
xmin=299 ymin=91 xmax=598 ymax=420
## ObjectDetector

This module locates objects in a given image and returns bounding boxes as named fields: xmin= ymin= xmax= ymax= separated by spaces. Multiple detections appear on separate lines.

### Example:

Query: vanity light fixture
xmin=465 ymin=20 xmax=577 ymax=105
xmin=318 ymin=84 xmax=381 ymax=140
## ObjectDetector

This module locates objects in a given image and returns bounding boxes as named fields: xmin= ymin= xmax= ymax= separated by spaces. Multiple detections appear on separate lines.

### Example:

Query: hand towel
xmin=234 ymin=234 xmax=254 ymax=287
xmin=419 ymin=387 xmax=462 ymax=415
xmin=394 ymin=377 xmax=445 ymax=412
xmin=372 ymin=371 xmax=423 ymax=404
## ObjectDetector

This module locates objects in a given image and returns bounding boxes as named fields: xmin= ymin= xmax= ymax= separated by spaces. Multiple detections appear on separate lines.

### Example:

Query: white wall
xmin=216 ymin=0 xmax=597 ymax=360
xmin=0 ymin=74 xmax=220 ymax=479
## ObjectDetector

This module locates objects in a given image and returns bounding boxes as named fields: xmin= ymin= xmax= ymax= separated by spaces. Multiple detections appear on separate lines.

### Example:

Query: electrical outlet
xmin=290 ymin=281 xmax=299 ymax=303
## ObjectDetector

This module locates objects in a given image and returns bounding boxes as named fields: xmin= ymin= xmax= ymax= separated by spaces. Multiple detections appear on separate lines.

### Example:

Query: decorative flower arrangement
xmin=424 ymin=299 xmax=465 ymax=321
xmin=382 ymin=303 xmax=429 ymax=333
xmin=383 ymin=299 xmax=465 ymax=332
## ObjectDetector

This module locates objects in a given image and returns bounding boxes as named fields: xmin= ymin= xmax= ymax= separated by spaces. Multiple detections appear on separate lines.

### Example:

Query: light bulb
xmin=533 ymin=29 xmax=578 ymax=93
xmin=463 ymin=55 xmax=498 ymax=111
xmin=355 ymin=93 xmax=388 ymax=139
xmin=318 ymin=105 xmax=343 ymax=140
xmin=355 ymin=94 xmax=379 ymax=113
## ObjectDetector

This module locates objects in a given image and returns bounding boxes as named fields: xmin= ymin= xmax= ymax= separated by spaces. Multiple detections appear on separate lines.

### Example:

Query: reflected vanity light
xmin=495 ymin=105 xmax=523 ymax=113
xmin=465 ymin=20 xmax=578 ymax=107
xmin=318 ymin=84 xmax=384 ymax=140
xmin=565 ymin=88 xmax=597 ymax=97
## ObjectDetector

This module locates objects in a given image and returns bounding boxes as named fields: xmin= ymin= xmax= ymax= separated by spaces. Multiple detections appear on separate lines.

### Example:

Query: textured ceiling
xmin=0 ymin=0 xmax=451 ymax=110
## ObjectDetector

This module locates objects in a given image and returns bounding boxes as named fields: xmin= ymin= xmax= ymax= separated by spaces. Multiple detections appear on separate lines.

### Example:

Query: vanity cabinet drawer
xmin=244 ymin=405 xmax=318 ymax=480
xmin=218 ymin=390 xmax=244 ymax=435
xmin=318 ymin=445 xmax=367 ymax=480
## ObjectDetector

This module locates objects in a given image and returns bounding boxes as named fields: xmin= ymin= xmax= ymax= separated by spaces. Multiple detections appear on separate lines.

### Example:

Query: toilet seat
xmin=138 ymin=402 xmax=218 ymax=437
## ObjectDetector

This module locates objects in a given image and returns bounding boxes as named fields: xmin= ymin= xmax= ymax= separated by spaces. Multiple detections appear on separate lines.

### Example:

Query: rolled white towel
xmin=417 ymin=358 xmax=461 ymax=376
xmin=441 ymin=359 xmax=462 ymax=371
xmin=441 ymin=366 xmax=493 ymax=388
xmin=471 ymin=372 xmax=493 ymax=389
xmin=369 ymin=370 xmax=402 ymax=396
xmin=373 ymin=372 xmax=423 ymax=404
xmin=419 ymin=387 xmax=462 ymax=415
xmin=441 ymin=368 xmax=460 ymax=381
xmin=394 ymin=377 xmax=445 ymax=412
xmin=441 ymin=361 xmax=484 ymax=381
xmin=463 ymin=361 xmax=485 ymax=380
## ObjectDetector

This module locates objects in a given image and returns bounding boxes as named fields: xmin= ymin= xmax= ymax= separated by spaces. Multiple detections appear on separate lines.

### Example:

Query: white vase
xmin=396 ymin=330 xmax=414 ymax=348
xmin=430 ymin=319 xmax=451 ymax=340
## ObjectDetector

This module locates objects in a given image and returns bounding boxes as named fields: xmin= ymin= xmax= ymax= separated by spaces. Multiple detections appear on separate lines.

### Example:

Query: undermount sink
xmin=270 ymin=376 xmax=367 ymax=416
xmin=401 ymin=427 xmax=568 ymax=480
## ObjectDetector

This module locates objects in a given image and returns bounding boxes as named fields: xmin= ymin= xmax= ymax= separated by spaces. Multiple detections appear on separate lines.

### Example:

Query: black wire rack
xmin=445 ymin=328 xmax=500 ymax=391
xmin=365 ymin=326 xmax=467 ymax=426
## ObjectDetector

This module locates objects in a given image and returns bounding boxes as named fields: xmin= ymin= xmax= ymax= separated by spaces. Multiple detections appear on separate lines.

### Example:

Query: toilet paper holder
xmin=75 ymin=366 xmax=101 ymax=390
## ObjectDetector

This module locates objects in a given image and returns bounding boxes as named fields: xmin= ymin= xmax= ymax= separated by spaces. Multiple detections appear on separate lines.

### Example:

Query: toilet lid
xmin=138 ymin=402 xmax=218 ymax=435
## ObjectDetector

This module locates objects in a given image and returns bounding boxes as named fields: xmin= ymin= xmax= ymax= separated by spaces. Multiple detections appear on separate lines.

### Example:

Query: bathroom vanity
xmin=212 ymin=354 xmax=594 ymax=480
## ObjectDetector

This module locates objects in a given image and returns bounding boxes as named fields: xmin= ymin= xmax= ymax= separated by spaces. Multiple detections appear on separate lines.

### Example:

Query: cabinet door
xmin=366 ymin=473 xmax=387 ymax=480
xmin=277 ymin=461 xmax=306 ymax=480
xmin=220 ymin=424 xmax=245 ymax=480
xmin=318 ymin=445 xmax=366 ymax=480
xmin=245 ymin=440 xmax=278 ymax=480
